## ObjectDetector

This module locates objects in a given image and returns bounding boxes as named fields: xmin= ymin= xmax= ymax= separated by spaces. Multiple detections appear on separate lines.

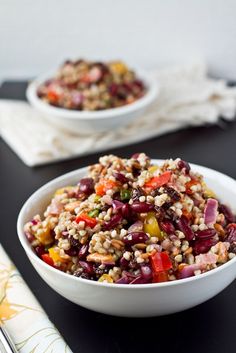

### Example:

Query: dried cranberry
xmin=229 ymin=243 xmax=236 ymax=253
xmin=80 ymin=273 xmax=93 ymax=280
xmin=69 ymin=236 xmax=79 ymax=248
xmin=225 ymin=223 xmax=236 ymax=243
xmin=219 ymin=204 xmax=235 ymax=224
xmin=162 ymin=201 xmax=174 ymax=211
xmin=78 ymin=243 xmax=89 ymax=259
xmin=132 ymin=187 xmax=145 ymax=201
xmin=164 ymin=187 xmax=181 ymax=202
xmin=65 ymin=247 xmax=78 ymax=256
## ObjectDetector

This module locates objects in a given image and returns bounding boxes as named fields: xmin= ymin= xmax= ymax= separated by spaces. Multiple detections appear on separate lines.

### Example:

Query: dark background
xmin=0 ymin=82 xmax=236 ymax=353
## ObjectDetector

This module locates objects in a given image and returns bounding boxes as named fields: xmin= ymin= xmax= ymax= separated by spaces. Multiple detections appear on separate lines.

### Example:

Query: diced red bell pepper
xmin=150 ymin=251 xmax=172 ymax=273
xmin=75 ymin=213 xmax=97 ymax=228
xmin=144 ymin=171 xmax=171 ymax=189
xmin=185 ymin=179 xmax=200 ymax=195
xmin=41 ymin=253 xmax=54 ymax=267
xmin=47 ymin=90 xmax=59 ymax=104
xmin=152 ymin=271 xmax=169 ymax=283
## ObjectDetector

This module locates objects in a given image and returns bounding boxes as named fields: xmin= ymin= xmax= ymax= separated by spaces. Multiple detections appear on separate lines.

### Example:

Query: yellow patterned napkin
xmin=0 ymin=244 xmax=73 ymax=353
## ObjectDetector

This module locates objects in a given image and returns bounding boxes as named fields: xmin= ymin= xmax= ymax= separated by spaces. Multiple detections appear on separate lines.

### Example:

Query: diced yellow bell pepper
xmin=54 ymin=186 xmax=74 ymax=196
xmin=148 ymin=166 xmax=159 ymax=175
xmin=109 ymin=61 xmax=128 ymax=75
xmin=48 ymin=247 xmax=67 ymax=263
xmin=98 ymin=274 xmax=114 ymax=283
xmin=144 ymin=212 xmax=161 ymax=239
xmin=36 ymin=226 xmax=53 ymax=245
xmin=202 ymin=182 xmax=216 ymax=198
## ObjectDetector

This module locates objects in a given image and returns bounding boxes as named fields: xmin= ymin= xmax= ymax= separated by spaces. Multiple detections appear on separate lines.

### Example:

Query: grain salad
xmin=24 ymin=154 xmax=236 ymax=284
xmin=37 ymin=59 xmax=146 ymax=111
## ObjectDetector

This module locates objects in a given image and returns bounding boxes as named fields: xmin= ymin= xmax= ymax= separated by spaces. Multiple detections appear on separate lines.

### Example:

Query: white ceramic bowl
xmin=26 ymin=69 xmax=158 ymax=134
xmin=17 ymin=160 xmax=236 ymax=317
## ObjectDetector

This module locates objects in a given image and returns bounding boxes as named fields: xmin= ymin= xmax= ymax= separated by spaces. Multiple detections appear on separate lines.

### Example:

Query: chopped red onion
xmin=204 ymin=198 xmax=218 ymax=227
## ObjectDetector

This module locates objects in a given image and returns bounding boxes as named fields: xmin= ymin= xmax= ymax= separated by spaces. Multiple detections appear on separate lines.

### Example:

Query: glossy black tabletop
xmin=0 ymin=81 xmax=236 ymax=353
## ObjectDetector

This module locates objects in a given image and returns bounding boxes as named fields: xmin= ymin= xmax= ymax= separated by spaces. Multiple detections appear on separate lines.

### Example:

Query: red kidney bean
xmin=78 ymin=244 xmax=89 ymax=259
xmin=25 ymin=231 xmax=35 ymax=243
xmin=176 ymin=216 xmax=194 ymax=241
xmin=226 ymin=223 xmax=236 ymax=243
xmin=123 ymin=232 xmax=149 ymax=246
xmin=119 ymin=257 xmax=129 ymax=269
xmin=112 ymin=200 xmax=124 ymax=211
xmin=79 ymin=261 xmax=94 ymax=275
xmin=78 ymin=178 xmax=94 ymax=195
xmin=193 ymin=239 xmax=218 ymax=255
xmin=219 ymin=204 xmax=235 ymax=223
xmin=113 ymin=172 xmax=129 ymax=183
xmin=121 ymin=204 xmax=131 ymax=219
xmin=195 ymin=229 xmax=216 ymax=239
xmin=130 ymin=202 xmax=154 ymax=213
xmin=140 ymin=264 xmax=152 ymax=280
xmin=103 ymin=214 xmax=122 ymax=230
xmin=35 ymin=245 xmax=45 ymax=257
xmin=177 ymin=160 xmax=190 ymax=173
xmin=160 ymin=220 xmax=175 ymax=234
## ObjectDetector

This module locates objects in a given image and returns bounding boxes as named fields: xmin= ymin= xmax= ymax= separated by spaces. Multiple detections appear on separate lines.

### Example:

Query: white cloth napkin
xmin=0 ymin=244 xmax=73 ymax=353
xmin=1 ymin=62 xmax=236 ymax=167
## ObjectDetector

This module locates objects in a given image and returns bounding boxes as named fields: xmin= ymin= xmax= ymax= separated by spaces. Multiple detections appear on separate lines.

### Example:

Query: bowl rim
xmin=26 ymin=68 xmax=159 ymax=120
xmin=17 ymin=160 xmax=236 ymax=289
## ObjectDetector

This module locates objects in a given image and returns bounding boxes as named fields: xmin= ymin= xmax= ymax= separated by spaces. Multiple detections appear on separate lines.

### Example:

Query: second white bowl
xmin=27 ymin=69 xmax=158 ymax=134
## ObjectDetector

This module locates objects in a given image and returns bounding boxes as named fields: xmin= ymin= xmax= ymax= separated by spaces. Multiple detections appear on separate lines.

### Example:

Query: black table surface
xmin=0 ymin=81 xmax=236 ymax=353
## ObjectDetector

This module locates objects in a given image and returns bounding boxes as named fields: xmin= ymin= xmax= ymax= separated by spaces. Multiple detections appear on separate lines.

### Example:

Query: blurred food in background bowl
xmin=27 ymin=59 xmax=158 ymax=134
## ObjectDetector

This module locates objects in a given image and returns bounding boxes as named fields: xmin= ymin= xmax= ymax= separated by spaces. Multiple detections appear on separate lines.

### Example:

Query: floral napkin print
xmin=0 ymin=244 xmax=73 ymax=353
